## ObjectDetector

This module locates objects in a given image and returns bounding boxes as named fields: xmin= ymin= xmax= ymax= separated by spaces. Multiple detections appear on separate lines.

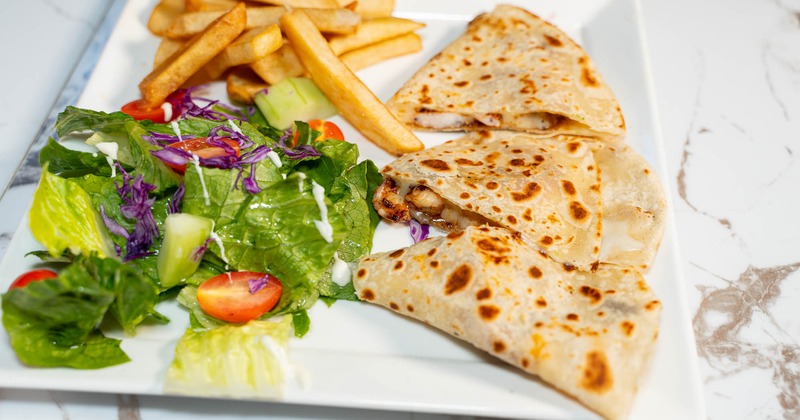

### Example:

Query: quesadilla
xmin=385 ymin=4 xmax=626 ymax=139
xmin=353 ymin=225 xmax=661 ymax=420
xmin=373 ymin=130 xmax=666 ymax=271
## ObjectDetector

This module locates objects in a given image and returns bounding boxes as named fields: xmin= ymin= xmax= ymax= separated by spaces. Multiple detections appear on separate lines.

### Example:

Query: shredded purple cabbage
xmin=170 ymin=86 xmax=246 ymax=121
xmin=168 ymin=183 xmax=185 ymax=214
xmin=409 ymin=219 xmax=430 ymax=243
xmin=248 ymin=274 xmax=271 ymax=294
xmin=100 ymin=205 xmax=129 ymax=239
xmin=141 ymin=131 xmax=196 ymax=146
xmin=272 ymin=128 xmax=321 ymax=159
xmin=190 ymin=237 xmax=214 ymax=263
xmin=110 ymin=165 xmax=159 ymax=261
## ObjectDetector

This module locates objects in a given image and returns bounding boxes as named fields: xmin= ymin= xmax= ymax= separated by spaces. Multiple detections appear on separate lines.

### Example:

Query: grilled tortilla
xmin=386 ymin=4 xmax=625 ymax=139
xmin=353 ymin=225 xmax=661 ymax=420
xmin=372 ymin=130 xmax=665 ymax=271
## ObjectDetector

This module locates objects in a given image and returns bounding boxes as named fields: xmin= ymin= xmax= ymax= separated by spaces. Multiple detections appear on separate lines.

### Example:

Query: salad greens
xmin=2 ymin=98 xmax=383 ymax=375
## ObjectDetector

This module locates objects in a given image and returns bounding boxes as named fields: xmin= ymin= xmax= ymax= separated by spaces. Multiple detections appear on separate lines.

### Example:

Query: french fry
xmin=204 ymin=25 xmax=283 ymax=79
xmin=167 ymin=7 xmax=360 ymax=38
xmin=352 ymin=0 xmax=395 ymax=19
xmin=226 ymin=67 xmax=269 ymax=104
xmin=147 ymin=0 xmax=185 ymax=36
xmin=247 ymin=0 xmax=339 ymax=7
xmin=341 ymin=32 xmax=422 ymax=71
xmin=140 ymin=3 xmax=247 ymax=105
xmin=249 ymin=42 xmax=306 ymax=85
xmin=154 ymin=37 xmax=185 ymax=68
xmin=184 ymin=0 xmax=241 ymax=12
xmin=328 ymin=17 xmax=424 ymax=55
xmin=281 ymin=10 xmax=423 ymax=154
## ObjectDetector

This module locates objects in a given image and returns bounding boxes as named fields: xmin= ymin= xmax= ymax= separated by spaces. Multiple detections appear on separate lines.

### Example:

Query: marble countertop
xmin=1 ymin=0 xmax=797 ymax=419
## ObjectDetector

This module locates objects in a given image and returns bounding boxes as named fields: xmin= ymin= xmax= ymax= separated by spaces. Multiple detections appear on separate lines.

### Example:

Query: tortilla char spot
xmin=430 ymin=260 xmax=439 ymax=268
xmin=569 ymin=201 xmax=589 ymax=221
xmin=523 ymin=208 xmax=533 ymax=222
xmin=581 ymin=351 xmax=613 ymax=393
xmin=472 ymin=35 xmax=482 ymax=42
xmin=562 ymin=263 xmax=577 ymax=272
xmin=480 ymin=74 xmax=492 ymax=81
xmin=597 ymin=311 xmax=605 ymax=317
xmin=581 ymin=65 xmax=599 ymax=87
xmin=492 ymin=205 xmax=501 ymax=213
xmin=511 ymin=182 xmax=542 ymax=202
xmin=561 ymin=180 xmax=577 ymax=195
xmin=476 ymin=288 xmax=492 ymax=300
xmin=540 ymin=235 xmax=554 ymax=246
xmin=544 ymin=34 xmax=563 ymax=47
xmin=529 ymin=266 xmax=543 ymax=279
xmin=536 ymin=297 xmax=547 ymax=308
xmin=465 ymin=100 xmax=475 ymax=107
xmin=447 ymin=231 xmax=465 ymax=240
xmin=580 ymin=286 xmax=603 ymax=304
xmin=645 ymin=300 xmax=661 ymax=311
xmin=389 ymin=302 xmax=399 ymax=310
xmin=521 ymin=358 xmax=530 ymax=368
xmin=481 ymin=60 xmax=489 ymax=67
xmin=507 ymin=215 xmax=517 ymax=224
xmin=638 ymin=280 xmax=650 ymax=292
xmin=478 ymin=305 xmax=500 ymax=321
xmin=394 ymin=261 xmax=404 ymax=270
xmin=534 ymin=321 xmax=544 ymax=328
xmin=533 ymin=154 xmax=545 ymax=164
xmin=510 ymin=158 xmax=526 ymax=166
xmin=486 ymin=181 xmax=499 ymax=190
xmin=567 ymin=313 xmax=580 ymax=321
xmin=361 ymin=288 xmax=376 ymax=301
xmin=454 ymin=81 xmax=470 ymax=87
xmin=605 ymin=289 xmax=616 ymax=294
xmin=389 ymin=249 xmax=405 ymax=258
xmin=407 ymin=304 xmax=414 ymax=312
xmin=455 ymin=158 xmax=483 ymax=166
xmin=427 ymin=248 xmax=437 ymax=256
xmin=621 ymin=321 xmax=635 ymax=336
xmin=421 ymin=96 xmax=432 ymax=105
xmin=493 ymin=341 xmax=507 ymax=353
xmin=460 ymin=192 xmax=471 ymax=200
xmin=444 ymin=264 xmax=473 ymax=295
xmin=497 ymin=56 xmax=508 ymax=63
xmin=421 ymin=159 xmax=451 ymax=171
xmin=356 ymin=268 xmax=367 ymax=279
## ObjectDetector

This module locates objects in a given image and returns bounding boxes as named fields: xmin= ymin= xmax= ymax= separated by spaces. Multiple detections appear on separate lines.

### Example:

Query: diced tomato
xmin=165 ymin=137 xmax=241 ymax=173
xmin=196 ymin=271 xmax=283 ymax=323
xmin=121 ymin=99 xmax=172 ymax=123
xmin=293 ymin=119 xmax=345 ymax=146
xmin=8 ymin=269 xmax=58 ymax=290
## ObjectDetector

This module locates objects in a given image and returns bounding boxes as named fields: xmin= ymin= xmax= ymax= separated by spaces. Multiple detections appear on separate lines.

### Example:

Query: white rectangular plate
xmin=0 ymin=0 xmax=705 ymax=419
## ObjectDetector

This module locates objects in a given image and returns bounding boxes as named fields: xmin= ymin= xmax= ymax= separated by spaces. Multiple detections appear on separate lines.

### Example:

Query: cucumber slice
xmin=158 ymin=213 xmax=214 ymax=288
xmin=254 ymin=77 xmax=337 ymax=130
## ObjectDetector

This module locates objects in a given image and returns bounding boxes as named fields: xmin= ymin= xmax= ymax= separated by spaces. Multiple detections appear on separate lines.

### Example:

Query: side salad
xmin=1 ymin=84 xmax=383 ymax=388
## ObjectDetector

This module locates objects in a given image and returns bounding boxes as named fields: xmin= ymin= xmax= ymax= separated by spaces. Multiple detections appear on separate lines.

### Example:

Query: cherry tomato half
xmin=121 ymin=99 xmax=172 ymax=123
xmin=196 ymin=271 xmax=283 ymax=323
xmin=165 ymin=137 xmax=241 ymax=174
xmin=8 ymin=269 xmax=58 ymax=291
xmin=293 ymin=120 xmax=345 ymax=146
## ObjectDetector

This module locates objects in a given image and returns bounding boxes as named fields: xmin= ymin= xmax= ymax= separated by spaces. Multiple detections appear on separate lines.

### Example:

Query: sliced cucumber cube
xmin=254 ymin=77 xmax=337 ymax=130
xmin=158 ymin=213 xmax=214 ymax=288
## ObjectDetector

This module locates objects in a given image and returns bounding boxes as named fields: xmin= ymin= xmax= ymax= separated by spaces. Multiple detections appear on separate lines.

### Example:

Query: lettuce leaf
xmin=30 ymin=166 xmax=117 ymax=259
xmin=39 ymin=137 xmax=116 ymax=178
xmin=55 ymin=106 xmax=133 ymax=137
xmin=164 ymin=317 xmax=292 ymax=398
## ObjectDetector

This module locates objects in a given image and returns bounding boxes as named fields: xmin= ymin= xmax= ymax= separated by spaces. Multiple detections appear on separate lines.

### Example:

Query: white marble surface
xmin=0 ymin=0 xmax=797 ymax=419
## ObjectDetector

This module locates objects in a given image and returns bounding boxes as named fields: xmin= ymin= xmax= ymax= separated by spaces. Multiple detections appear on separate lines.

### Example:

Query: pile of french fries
xmin=144 ymin=0 xmax=425 ymax=106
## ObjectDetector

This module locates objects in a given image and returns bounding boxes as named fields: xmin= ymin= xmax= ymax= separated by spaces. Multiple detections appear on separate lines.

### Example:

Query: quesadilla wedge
xmin=353 ymin=225 xmax=661 ymax=420
xmin=385 ymin=4 xmax=626 ymax=139
xmin=373 ymin=130 xmax=666 ymax=271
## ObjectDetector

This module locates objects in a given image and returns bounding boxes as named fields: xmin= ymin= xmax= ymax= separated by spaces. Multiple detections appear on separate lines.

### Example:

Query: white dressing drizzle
xmin=161 ymin=102 xmax=173 ymax=122
xmin=94 ymin=142 xmax=119 ymax=178
xmin=190 ymin=154 xmax=210 ymax=206
xmin=311 ymin=180 xmax=333 ymax=243
xmin=227 ymin=119 xmax=243 ymax=134
xmin=266 ymin=150 xmax=282 ymax=168
xmin=208 ymin=229 xmax=229 ymax=270
xmin=331 ymin=252 xmax=351 ymax=286
xmin=170 ymin=120 xmax=183 ymax=141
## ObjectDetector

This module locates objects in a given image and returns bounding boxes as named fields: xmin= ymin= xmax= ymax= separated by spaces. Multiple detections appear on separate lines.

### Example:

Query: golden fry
xmin=341 ymin=33 xmax=422 ymax=71
xmin=352 ymin=0 xmax=394 ymax=19
xmin=184 ymin=0 xmax=240 ymax=12
xmin=167 ymin=7 xmax=359 ymax=38
xmin=249 ymin=42 xmax=306 ymax=85
xmin=328 ymin=17 xmax=424 ymax=55
xmin=147 ymin=0 xmax=184 ymax=36
xmin=247 ymin=0 xmax=338 ymax=7
xmin=226 ymin=67 xmax=269 ymax=104
xmin=281 ymin=10 xmax=424 ymax=154
xmin=140 ymin=3 xmax=246 ymax=105
xmin=205 ymin=25 xmax=283 ymax=79
xmin=153 ymin=37 xmax=185 ymax=68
